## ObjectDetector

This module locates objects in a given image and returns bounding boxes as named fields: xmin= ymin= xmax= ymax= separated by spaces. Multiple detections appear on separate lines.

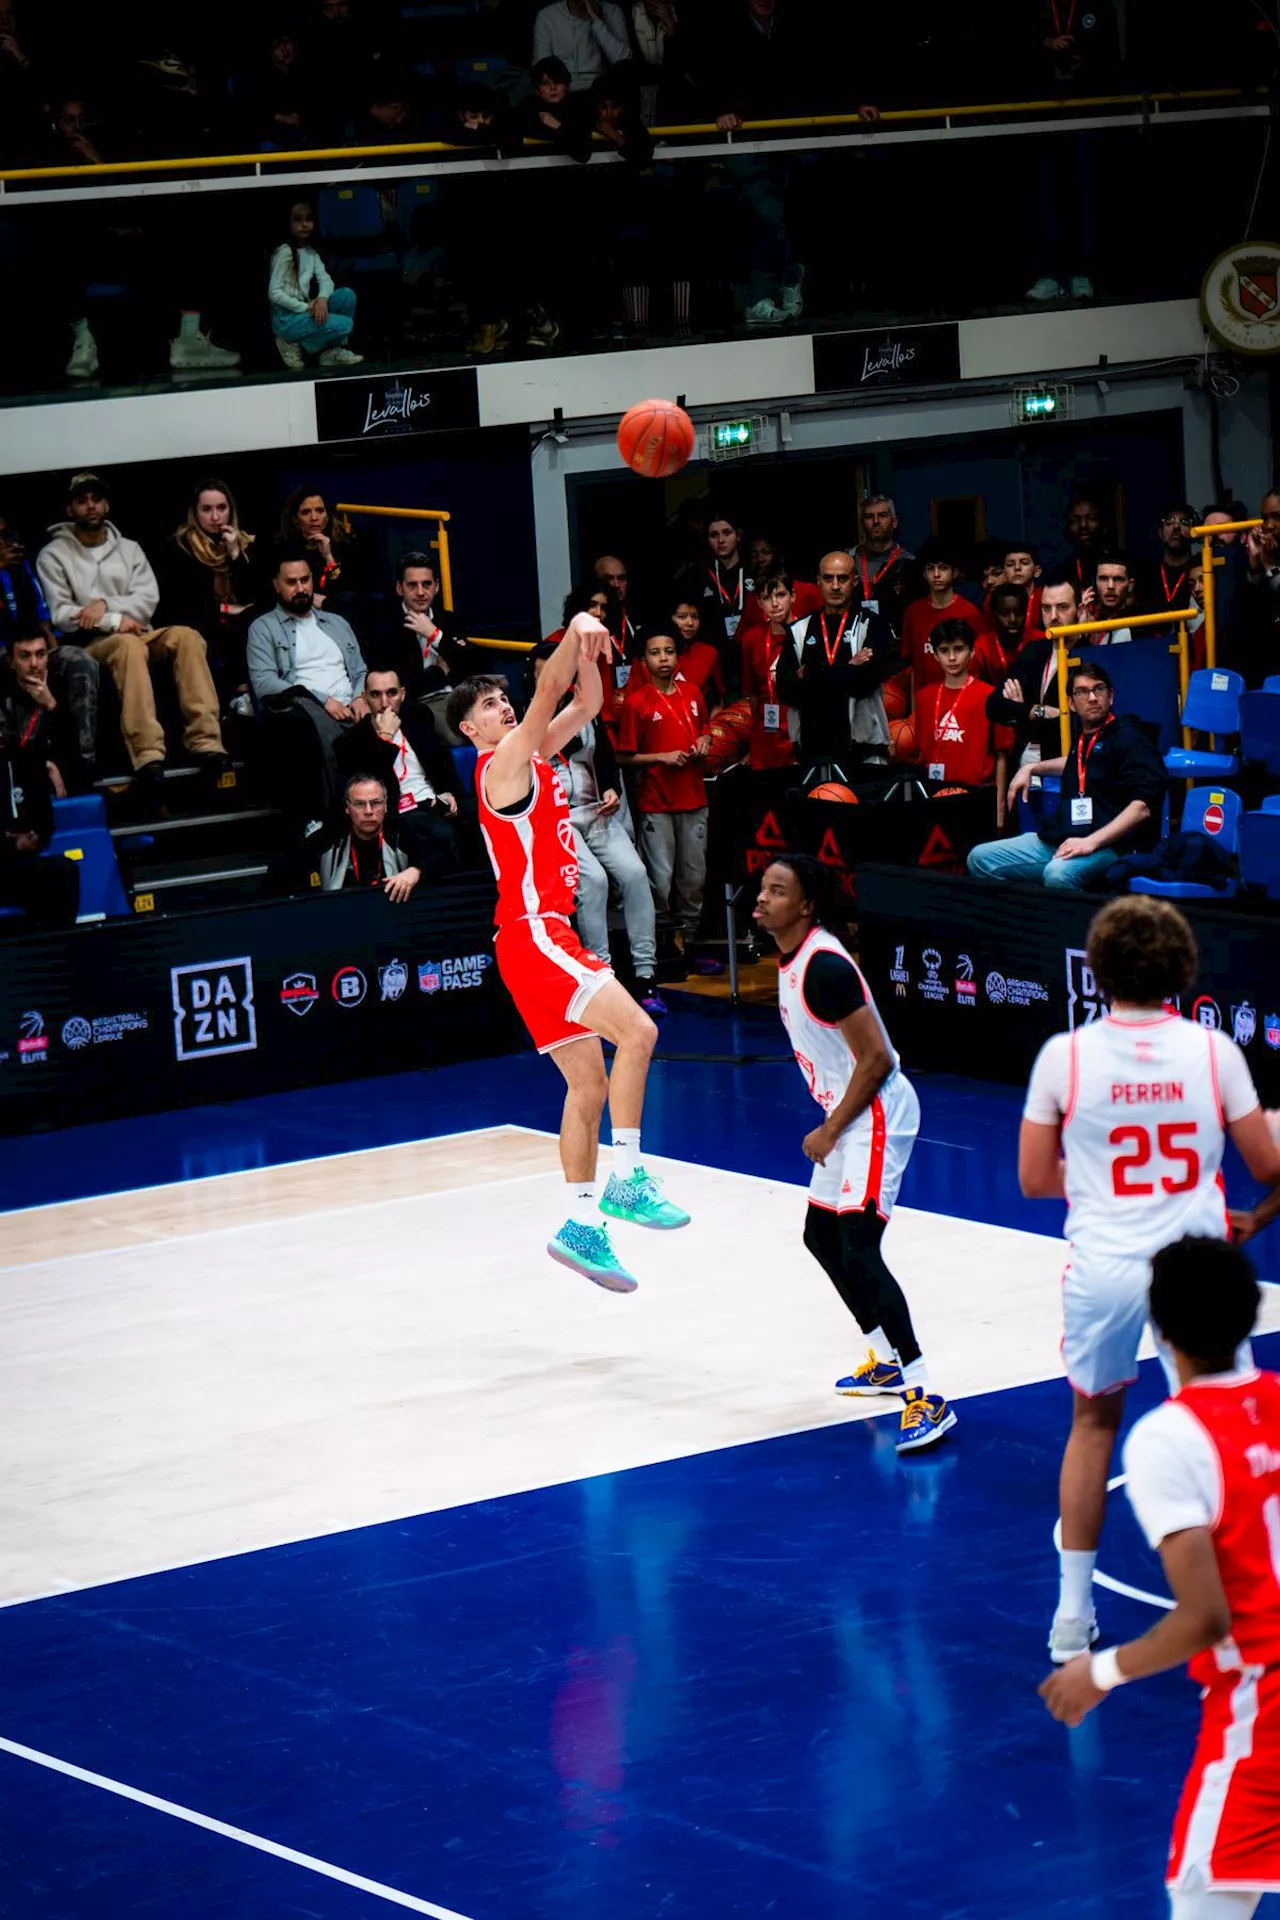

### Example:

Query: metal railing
xmin=335 ymin=501 xmax=454 ymax=609
xmin=1192 ymin=518 xmax=1262 ymax=672
xmin=1046 ymin=609 xmax=1197 ymax=756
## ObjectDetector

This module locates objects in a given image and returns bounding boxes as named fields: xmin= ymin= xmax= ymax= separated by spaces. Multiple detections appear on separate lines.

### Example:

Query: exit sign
xmin=1013 ymin=383 xmax=1074 ymax=424
xmin=713 ymin=420 xmax=753 ymax=450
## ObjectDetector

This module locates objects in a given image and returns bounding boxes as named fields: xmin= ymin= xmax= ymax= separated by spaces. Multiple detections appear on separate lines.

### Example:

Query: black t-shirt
xmin=779 ymin=941 xmax=866 ymax=1022
xmin=1042 ymin=713 xmax=1166 ymax=850
xmin=346 ymin=833 xmax=384 ymax=888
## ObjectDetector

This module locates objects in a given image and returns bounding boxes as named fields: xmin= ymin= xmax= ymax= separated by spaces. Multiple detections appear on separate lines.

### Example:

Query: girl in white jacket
xmin=268 ymin=201 xmax=362 ymax=370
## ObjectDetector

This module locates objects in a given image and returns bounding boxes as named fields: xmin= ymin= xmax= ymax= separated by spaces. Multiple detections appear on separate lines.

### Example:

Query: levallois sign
xmin=315 ymin=366 xmax=481 ymax=443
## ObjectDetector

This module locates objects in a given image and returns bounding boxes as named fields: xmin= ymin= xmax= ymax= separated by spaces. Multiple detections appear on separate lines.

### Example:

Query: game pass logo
xmin=1066 ymin=948 xmax=1104 ymax=1030
xmin=418 ymin=953 xmax=493 ymax=995
xmin=171 ymin=958 xmax=257 ymax=1061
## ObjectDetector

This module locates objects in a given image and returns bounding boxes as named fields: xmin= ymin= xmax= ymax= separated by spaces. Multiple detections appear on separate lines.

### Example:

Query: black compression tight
xmin=803 ymin=1200 xmax=923 ymax=1368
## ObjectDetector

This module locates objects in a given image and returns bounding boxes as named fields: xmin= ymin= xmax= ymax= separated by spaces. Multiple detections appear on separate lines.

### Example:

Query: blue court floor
xmin=3 ymin=996 xmax=1278 ymax=1919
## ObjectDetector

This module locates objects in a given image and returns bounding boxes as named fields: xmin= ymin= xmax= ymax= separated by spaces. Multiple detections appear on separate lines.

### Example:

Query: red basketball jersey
xmin=1179 ymin=1372 xmax=1280 ymax=1683
xmin=476 ymin=750 xmax=578 ymax=926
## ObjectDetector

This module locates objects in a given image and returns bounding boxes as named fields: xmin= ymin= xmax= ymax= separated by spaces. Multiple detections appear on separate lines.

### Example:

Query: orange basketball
xmin=934 ymin=785 xmax=969 ymax=797
xmin=882 ymin=670 xmax=912 ymax=721
xmin=889 ymin=716 xmax=917 ymax=762
xmin=617 ymin=398 xmax=696 ymax=479
xmin=809 ymin=782 xmax=859 ymax=803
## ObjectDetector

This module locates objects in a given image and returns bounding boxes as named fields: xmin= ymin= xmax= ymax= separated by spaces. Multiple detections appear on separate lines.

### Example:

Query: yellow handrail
xmin=1191 ymin=518 xmax=1262 ymax=672
xmin=335 ymin=502 xmax=454 ymax=610
xmin=0 ymin=85 xmax=1255 ymax=183
xmin=1047 ymin=609 xmax=1197 ymax=757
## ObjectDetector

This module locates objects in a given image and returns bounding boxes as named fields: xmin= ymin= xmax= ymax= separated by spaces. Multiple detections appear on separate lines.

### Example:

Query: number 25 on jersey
xmin=1109 ymin=1122 xmax=1200 ymax=1197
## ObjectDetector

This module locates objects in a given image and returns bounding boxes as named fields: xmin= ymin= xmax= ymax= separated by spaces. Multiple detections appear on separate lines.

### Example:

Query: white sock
xmin=71 ymin=316 xmax=91 ymax=339
xmin=178 ymin=309 xmax=202 ymax=339
xmin=900 ymin=1357 xmax=932 ymax=1393
xmin=612 ymin=1129 xmax=641 ymax=1182
xmin=863 ymin=1325 xmax=890 ymax=1360
xmin=1058 ymin=1548 xmax=1097 ymax=1620
xmin=566 ymin=1181 xmax=597 ymax=1227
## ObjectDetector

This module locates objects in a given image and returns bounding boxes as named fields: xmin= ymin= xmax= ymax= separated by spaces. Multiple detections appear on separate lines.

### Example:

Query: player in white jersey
xmin=755 ymin=854 xmax=956 ymax=1453
xmin=1020 ymin=897 xmax=1280 ymax=1662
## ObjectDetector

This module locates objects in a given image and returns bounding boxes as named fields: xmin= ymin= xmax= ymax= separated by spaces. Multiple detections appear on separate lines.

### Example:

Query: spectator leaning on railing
xmin=36 ymin=473 xmax=228 ymax=787
xmin=967 ymin=660 xmax=1165 ymax=892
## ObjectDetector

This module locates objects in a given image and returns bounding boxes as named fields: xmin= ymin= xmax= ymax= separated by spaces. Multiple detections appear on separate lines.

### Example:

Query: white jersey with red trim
xmin=1024 ymin=1012 xmax=1259 ymax=1263
xmin=476 ymin=749 xmax=578 ymax=926
xmin=777 ymin=926 xmax=916 ymax=1128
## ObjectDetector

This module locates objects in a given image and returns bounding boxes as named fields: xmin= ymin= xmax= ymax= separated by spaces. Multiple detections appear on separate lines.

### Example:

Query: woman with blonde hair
xmin=160 ymin=477 xmax=262 ymax=697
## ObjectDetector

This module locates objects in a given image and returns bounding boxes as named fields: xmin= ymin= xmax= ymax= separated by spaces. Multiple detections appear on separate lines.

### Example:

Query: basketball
xmin=882 ymin=671 xmax=912 ymax=721
xmin=809 ymin=782 xmax=859 ymax=803
xmin=889 ymin=716 xmax=917 ymax=762
xmin=617 ymin=398 xmax=697 ymax=479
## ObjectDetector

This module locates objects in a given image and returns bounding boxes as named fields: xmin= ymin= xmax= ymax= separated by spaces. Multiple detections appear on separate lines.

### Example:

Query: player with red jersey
xmin=1042 ymin=1237 xmax=1280 ymax=1920
xmin=447 ymin=615 xmax=689 ymax=1295
xmin=1020 ymin=898 xmax=1280 ymax=1664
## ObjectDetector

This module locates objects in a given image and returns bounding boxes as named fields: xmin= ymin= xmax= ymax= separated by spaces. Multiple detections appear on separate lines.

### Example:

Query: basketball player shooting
xmin=447 ymin=614 xmax=689 ymax=1296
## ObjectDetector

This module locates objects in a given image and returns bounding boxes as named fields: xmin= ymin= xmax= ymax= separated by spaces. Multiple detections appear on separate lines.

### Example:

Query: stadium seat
xmin=394 ymin=178 xmax=438 ymax=233
xmin=1239 ymin=810 xmax=1280 ymax=900
xmin=451 ymin=744 xmax=478 ymax=787
xmin=1164 ymin=668 xmax=1244 ymax=779
xmin=1130 ymin=785 xmax=1240 ymax=900
xmin=44 ymin=797 xmax=130 ymax=921
xmin=1265 ymin=675 xmax=1280 ymax=696
xmin=1238 ymin=692 xmax=1280 ymax=777
xmin=318 ymin=188 xmax=400 ymax=276
xmin=1017 ymin=771 xmax=1060 ymax=835
xmin=1261 ymin=795 xmax=1280 ymax=815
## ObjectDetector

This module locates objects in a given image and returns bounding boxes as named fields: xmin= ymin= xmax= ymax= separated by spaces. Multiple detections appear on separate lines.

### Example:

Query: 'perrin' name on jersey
xmin=1109 ymin=1081 xmax=1186 ymax=1104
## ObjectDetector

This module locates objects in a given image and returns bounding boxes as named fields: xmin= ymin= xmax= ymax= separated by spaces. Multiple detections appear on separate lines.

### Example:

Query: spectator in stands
xmin=617 ymin=629 xmax=713 ymax=967
xmin=0 ymin=633 xmax=88 ymax=795
xmin=977 ymin=541 xmax=1010 ymax=604
xmin=850 ymin=493 xmax=917 ymax=636
xmin=913 ymin=620 xmax=1012 ymax=821
xmin=968 ymin=661 xmax=1164 ymax=891
xmin=551 ymin=579 xmax=631 ymax=738
xmin=1087 ymin=552 xmax=1140 ymax=638
xmin=160 ymin=478 xmax=261 ymax=699
xmin=1151 ymin=502 xmax=1196 ymax=615
xmin=315 ymin=772 xmax=423 ymax=899
xmin=629 ymin=597 xmax=724 ymax=706
xmin=247 ymin=549 xmax=368 ymax=812
xmin=987 ymin=581 xmax=1038 ymax=665
xmin=901 ymin=537 xmax=994 ymax=689
xmin=335 ymin=665 xmax=459 ymax=877
xmin=532 ymin=0 xmax=631 ymax=93
xmin=631 ymin=0 xmax=698 ymax=119
xmin=592 ymin=554 xmax=646 ymax=655
xmin=36 ymin=473 xmax=227 ymax=786
xmin=0 ymin=3 xmax=41 ymax=164
xmin=530 ymin=642 xmax=662 ymax=1011
xmin=1202 ymin=500 xmax=1249 ymax=547
xmin=674 ymin=508 xmax=750 ymax=649
xmin=740 ymin=568 xmax=799 ymax=772
xmin=1234 ymin=487 xmax=1280 ymax=688
xmin=278 ymin=485 xmax=365 ymax=617
xmin=371 ymin=550 xmax=469 ymax=698
xmin=986 ymin=577 xmax=1063 ymax=772
xmin=510 ymin=57 xmax=592 ymax=155
xmin=1002 ymin=541 xmax=1044 ymax=629
xmin=776 ymin=550 xmax=895 ymax=783
xmin=268 ymin=200 xmax=362 ymax=371
xmin=1061 ymin=494 xmax=1107 ymax=591
xmin=350 ymin=69 xmax=430 ymax=150
xmin=314 ymin=0 xmax=391 ymax=136
xmin=239 ymin=29 xmax=316 ymax=149
xmin=0 ymin=511 xmax=101 ymax=776
xmin=1025 ymin=0 xmax=1116 ymax=302
xmin=0 ymin=700 xmax=79 ymax=929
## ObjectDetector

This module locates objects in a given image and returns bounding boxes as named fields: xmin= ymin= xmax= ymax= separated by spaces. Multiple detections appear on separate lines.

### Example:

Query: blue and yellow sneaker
xmin=598 ymin=1167 xmax=690 ymax=1231
xmin=547 ymin=1219 xmax=638 ymax=1294
xmin=836 ymin=1349 xmax=906 ymax=1397
xmin=896 ymin=1388 xmax=957 ymax=1453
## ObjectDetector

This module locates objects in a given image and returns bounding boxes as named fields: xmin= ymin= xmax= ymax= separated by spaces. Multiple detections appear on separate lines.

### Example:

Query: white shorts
xmin=809 ymin=1080 xmax=920 ymax=1219
xmin=1062 ymin=1252 xmax=1254 ymax=1400
xmin=1169 ymin=1892 xmax=1261 ymax=1919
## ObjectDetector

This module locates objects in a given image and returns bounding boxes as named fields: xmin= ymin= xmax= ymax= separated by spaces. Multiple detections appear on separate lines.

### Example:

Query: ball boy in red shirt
xmin=617 ymin=631 xmax=713 ymax=961
xmin=913 ymin=619 xmax=1013 ymax=824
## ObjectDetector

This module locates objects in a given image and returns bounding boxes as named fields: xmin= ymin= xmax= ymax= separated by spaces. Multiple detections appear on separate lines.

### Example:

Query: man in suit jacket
xmin=334 ymin=664 xmax=461 ymax=878
xmin=365 ymin=551 xmax=470 ymax=701
xmin=247 ymin=548 xmax=368 ymax=815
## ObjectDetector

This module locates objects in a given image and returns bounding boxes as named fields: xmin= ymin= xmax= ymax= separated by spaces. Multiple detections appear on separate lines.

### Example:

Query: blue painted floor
xmin=4 ymin=995 xmax=1279 ymax=1918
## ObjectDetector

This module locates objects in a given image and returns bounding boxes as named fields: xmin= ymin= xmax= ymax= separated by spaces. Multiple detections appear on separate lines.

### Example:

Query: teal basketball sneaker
xmin=598 ymin=1168 xmax=691 ymax=1231
xmin=547 ymin=1220 xmax=638 ymax=1293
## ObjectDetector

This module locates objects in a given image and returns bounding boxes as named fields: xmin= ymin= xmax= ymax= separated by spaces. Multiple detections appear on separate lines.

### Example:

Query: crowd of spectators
xmin=3 ymin=464 xmax=1279 ymax=951
xmin=0 ymin=0 xmax=1270 ymax=376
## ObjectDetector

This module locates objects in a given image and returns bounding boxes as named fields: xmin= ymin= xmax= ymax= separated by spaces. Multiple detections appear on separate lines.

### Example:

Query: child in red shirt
xmin=988 ymin=583 xmax=1044 ymax=669
xmin=902 ymin=538 xmax=997 ymax=689
xmin=1002 ymin=542 xmax=1044 ymax=633
xmin=913 ymin=619 xmax=1013 ymax=824
xmin=739 ymin=568 xmax=799 ymax=772
xmin=617 ymin=631 xmax=713 ymax=956
xmin=629 ymin=599 xmax=725 ymax=710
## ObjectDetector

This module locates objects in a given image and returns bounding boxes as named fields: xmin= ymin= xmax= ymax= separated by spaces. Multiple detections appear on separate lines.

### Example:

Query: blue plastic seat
xmin=1164 ymin=667 xmax=1244 ymax=779
xmin=1017 ymin=771 xmax=1060 ymax=835
xmin=1238 ymin=692 xmax=1280 ymax=777
xmin=394 ymin=177 xmax=439 ymax=232
xmin=44 ymin=797 xmax=130 ymax=920
xmin=451 ymin=744 xmax=478 ymax=787
xmin=318 ymin=186 xmax=401 ymax=275
xmin=1130 ymin=785 xmax=1240 ymax=900
xmin=1239 ymin=810 xmax=1280 ymax=900
xmin=1261 ymin=795 xmax=1280 ymax=815
xmin=1264 ymin=675 xmax=1280 ymax=696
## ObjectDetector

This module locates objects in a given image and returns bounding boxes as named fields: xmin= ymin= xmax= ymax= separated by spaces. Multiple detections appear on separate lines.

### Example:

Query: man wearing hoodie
xmin=37 ymin=473 xmax=227 ymax=785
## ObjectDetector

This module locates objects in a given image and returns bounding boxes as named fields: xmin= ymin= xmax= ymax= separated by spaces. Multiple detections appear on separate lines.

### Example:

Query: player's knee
xmin=1071 ymin=1388 xmax=1124 ymax=1431
xmin=574 ymin=1054 xmax=609 ymax=1112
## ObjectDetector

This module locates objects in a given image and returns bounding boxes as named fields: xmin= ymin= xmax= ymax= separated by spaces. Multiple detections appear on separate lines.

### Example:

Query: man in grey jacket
xmin=247 ymin=548 xmax=369 ymax=814
xmin=36 ymin=472 xmax=227 ymax=783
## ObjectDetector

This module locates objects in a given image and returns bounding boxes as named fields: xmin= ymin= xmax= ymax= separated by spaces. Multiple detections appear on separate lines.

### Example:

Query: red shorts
xmin=1168 ymin=1664 xmax=1280 ymax=1894
xmin=495 ymin=913 xmax=613 ymax=1054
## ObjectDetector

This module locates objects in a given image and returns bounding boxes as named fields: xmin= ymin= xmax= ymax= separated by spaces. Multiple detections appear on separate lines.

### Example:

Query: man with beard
xmin=849 ymin=494 xmax=916 ymax=639
xmin=1061 ymin=494 xmax=1107 ymax=594
xmin=247 ymin=550 xmax=369 ymax=817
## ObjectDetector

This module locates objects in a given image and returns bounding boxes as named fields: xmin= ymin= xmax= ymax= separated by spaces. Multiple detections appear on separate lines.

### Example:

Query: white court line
xmin=0 ymin=1735 xmax=475 ymax=1919
xmin=1052 ymin=1475 xmax=1176 ymax=1614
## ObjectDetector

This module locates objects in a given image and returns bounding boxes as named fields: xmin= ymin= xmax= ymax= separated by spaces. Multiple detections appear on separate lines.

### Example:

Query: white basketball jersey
xmin=777 ymin=927 xmax=915 ymax=1124
xmin=1029 ymin=1013 xmax=1256 ymax=1262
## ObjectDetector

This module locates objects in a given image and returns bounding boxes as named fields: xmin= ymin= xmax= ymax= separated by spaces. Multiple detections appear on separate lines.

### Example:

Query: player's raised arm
xmin=480 ymin=617 xmax=594 ymax=807
xmin=541 ymin=629 xmax=607 ymax=763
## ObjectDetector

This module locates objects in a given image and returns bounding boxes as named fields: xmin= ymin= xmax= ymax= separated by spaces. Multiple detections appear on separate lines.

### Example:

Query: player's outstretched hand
xmin=567 ymin=611 xmax=614 ymax=663
xmin=1230 ymin=1207 xmax=1260 ymax=1245
xmin=1039 ymin=1655 xmax=1104 ymax=1727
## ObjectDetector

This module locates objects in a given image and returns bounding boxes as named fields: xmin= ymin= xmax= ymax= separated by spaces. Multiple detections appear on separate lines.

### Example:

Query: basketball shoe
xmin=896 ymin=1389 xmax=957 ymax=1453
xmin=836 ymin=1349 xmax=906 ymax=1396
xmin=1048 ymin=1611 xmax=1100 ymax=1664
xmin=599 ymin=1168 xmax=690 ymax=1230
xmin=547 ymin=1220 xmax=637 ymax=1294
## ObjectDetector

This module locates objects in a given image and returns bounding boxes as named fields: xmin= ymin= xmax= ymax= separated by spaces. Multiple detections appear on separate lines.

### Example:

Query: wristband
xmin=1090 ymin=1647 xmax=1127 ymax=1692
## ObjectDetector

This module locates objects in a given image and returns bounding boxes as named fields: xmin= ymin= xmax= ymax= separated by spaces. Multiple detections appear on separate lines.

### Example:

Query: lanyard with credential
xmin=350 ymin=831 xmax=385 ymax=884
xmin=819 ymin=611 xmax=850 ymax=666
xmin=1050 ymin=0 xmax=1077 ymax=33
xmin=652 ymin=683 xmax=699 ymax=749
xmin=18 ymin=708 xmax=40 ymax=749
xmin=1075 ymin=713 xmax=1113 ymax=793
xmin=708 ymin=563 xmax=743 ymax=614
xmin=1160 ymin=563 xmax=1188 ymax=607
xmin=858 ymin=545 xmax=901 ymax=602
